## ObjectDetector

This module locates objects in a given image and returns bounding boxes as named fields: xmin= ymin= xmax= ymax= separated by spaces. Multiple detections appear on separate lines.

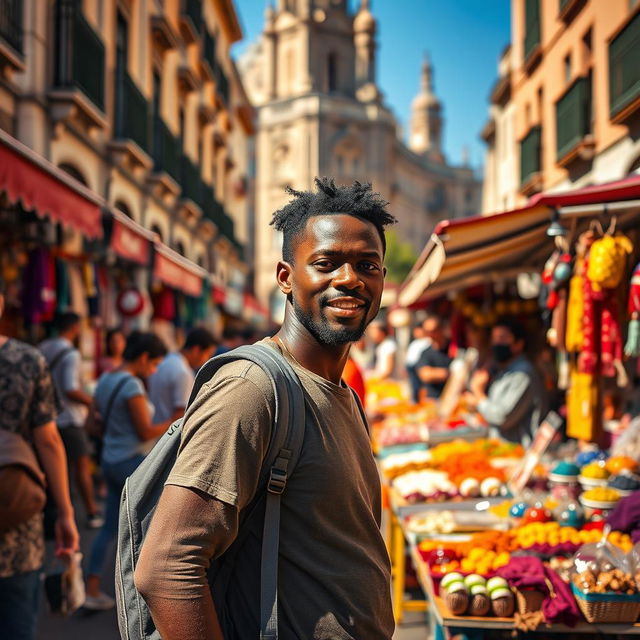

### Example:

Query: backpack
xmin=116 ymin=343 xmax=306 ymax=640
xmin=0 ymin=429 xmax=47 ymax=531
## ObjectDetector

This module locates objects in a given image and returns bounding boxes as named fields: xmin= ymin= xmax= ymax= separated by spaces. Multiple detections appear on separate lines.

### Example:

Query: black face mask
xmin=492 ymin=343 xmax=513 ymax=363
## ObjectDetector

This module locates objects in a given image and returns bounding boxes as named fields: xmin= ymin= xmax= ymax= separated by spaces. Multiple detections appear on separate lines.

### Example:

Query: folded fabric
xmin=607 ymin=492 xmax=640 ymax=544
xmin=497 ymin=556 xmax=581 ymax=626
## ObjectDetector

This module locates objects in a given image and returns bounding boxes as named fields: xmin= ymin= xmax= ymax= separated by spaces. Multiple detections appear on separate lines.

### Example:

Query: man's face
xmin=280 ymin=214 xmax=386 ymax=346
xmin=491 ymin=325 xmax=524 ymax=357
xmin=423 ymin=318 xmax=444 ymax=345
xmin=193 ymin=345 xmax=215 ymax=369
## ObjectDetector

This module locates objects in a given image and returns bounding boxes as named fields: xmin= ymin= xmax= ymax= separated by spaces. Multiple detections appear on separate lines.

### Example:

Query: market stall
xmin=375 ymin=176 xmax=640 ymax=636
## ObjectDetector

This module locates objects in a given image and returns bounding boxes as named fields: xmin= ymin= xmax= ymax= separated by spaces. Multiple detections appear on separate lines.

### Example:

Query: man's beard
xmin=291 ymin=294 xmax=371 ymax=346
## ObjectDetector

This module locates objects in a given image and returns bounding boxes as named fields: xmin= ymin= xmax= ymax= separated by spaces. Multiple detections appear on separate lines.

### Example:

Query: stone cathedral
xmin=239 ymin=0 xmax=481 ymax=316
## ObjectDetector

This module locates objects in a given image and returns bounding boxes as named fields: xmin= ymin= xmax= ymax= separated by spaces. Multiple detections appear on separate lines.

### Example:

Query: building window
xmin=114 ymin=11 xmax=128 ymax=137
xmin=328 ymin=53 xmax=338 ymax=93
xmin=524 ymin=0 xmax=541 ymax=62
xmin=564 ymin=53 xmax=571 ymax=84
xmin=59 ymin=163 xmax=88 ymax=186
xmin=151 ymin=224 xmax=163 ymax=242
xmin=582 ymin=28 xmax=592 ymax=70
xmin=115 ymin=200 xmax=132 ymax=218
xmin=175 ymin=240 xmax=186 ymax=256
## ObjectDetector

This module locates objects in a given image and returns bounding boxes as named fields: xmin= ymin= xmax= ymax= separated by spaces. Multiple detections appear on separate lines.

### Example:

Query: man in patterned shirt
xmin=0 ymin=277 xmax=79 ymax=640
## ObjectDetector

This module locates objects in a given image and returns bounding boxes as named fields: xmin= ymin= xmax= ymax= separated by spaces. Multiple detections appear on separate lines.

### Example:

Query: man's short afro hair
xmin=270 ymin=177 xmax=396 ymax=263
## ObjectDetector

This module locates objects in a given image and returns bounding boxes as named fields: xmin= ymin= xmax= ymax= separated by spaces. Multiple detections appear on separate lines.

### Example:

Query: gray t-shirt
xmin=95 ymin=370 xmax=146 ymax=464
xmin=167 ymin=340 xmax=394 ymax=639
xmin=39 ymin=337 xmax=87 ymax=428
xmin=477 ymin=355 xmax=546 ymax=448
xmin=148 ymin=352 xmax=194 ymax=422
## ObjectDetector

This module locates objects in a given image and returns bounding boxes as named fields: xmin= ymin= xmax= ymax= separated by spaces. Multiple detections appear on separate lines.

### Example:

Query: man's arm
xmin=134 ymin=485 xmax=238 ymax=640
xmin=65 ymin=388 xmax=93 ymax=406
xmin=32 ymin=421 xmax=79 ymax=555
xmin=417 ymin=365 xmax=449 ymax=383
xmin=476 ymin=371 xmax=533 ymax=432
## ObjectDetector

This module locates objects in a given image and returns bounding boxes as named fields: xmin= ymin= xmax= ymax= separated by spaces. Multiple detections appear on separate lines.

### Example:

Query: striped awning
xmin=398 ymin=175 xmax=640 ymax=307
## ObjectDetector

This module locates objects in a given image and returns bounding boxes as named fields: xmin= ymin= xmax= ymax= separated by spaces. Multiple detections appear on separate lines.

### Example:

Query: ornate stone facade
xmin=239 ymin=0 xmax=481 ymax=317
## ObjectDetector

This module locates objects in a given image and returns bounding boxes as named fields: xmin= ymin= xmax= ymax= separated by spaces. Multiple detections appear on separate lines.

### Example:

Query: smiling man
xmin=134 ymin=178 xmax=396 ymax=639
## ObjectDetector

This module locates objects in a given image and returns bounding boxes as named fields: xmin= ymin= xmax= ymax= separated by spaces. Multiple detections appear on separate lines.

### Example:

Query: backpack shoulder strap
xmin=191 ymin=343 xmax=305 ymax=640
xmin=48 ymin=346 xmax=73 ymax=372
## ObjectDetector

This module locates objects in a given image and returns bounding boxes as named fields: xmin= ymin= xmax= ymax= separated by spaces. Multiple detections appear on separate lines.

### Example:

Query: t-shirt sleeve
xmin=171 ymin=367 xmax=193 ymax=410
xmin=166 ymin=361 xmax=274 ymax=511
xmin=60 ymin=350 xmax=81 ymax=392
xmin=30 ymin=353 xmax=59 ymax=430
xmin=124 ymin=376 xmax=146 ymax=400
xmin=417 ymin=347 xmax=451 ymax=370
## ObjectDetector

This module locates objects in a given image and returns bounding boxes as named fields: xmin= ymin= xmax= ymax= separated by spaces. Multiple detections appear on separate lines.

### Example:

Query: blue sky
xmin=231 ymin=1 xmax=511 ymax=171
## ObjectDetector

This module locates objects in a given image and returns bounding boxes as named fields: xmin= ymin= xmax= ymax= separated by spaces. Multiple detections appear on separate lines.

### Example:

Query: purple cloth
xmin=607 ymin=492 xmax=640 ymax=543
xmin=497 ymin=556 xmax=581 ymax=626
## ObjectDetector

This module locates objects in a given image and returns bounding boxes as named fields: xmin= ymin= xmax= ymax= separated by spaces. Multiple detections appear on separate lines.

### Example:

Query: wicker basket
xmin=571 ymin=583 xmax=640 ymax=623
xmin=515 ymin=588 xmax=545 ymax=614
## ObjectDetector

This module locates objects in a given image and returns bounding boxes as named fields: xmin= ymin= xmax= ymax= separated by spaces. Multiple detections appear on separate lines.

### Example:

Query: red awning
xmin=110 ymin=207 xmax=154 ymax=265
xmin=0 ymin=130 xmax=103 ymax=239
xmin=153 ymin=243 xmax=206 ymax=298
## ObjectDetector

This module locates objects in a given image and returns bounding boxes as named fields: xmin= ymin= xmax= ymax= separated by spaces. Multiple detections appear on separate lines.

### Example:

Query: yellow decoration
xmin=566 ymin=258 xmax=585 ymax=352
xmin=566 ymin=369 xmax=598 ymax=441
xmin=587 ymin=233 xmax=633 ymax=291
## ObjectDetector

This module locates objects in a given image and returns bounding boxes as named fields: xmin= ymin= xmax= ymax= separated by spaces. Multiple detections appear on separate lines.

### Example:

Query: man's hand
xmin=470 ymin=369 xmax=490 ymax=398
xmin=55 ymin=511 xmax=80 ymax=558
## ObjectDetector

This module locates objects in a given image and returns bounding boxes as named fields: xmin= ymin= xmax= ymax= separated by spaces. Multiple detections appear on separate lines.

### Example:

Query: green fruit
xmin=441 ymin=572 xmax=464 ymax=590
xmin=490 ymin=587 xmax=512 ymax=600
xmin=464 ymin=574 xmax=486 ymax=588
xmin=446 ymin=580 xmax=468 ymax=594
xmin=486 ymin=577 xmax=508 ymax=593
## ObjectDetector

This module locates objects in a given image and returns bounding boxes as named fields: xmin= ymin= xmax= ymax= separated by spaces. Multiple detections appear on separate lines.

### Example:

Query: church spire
xmin=354 ymin=0 xmax=380 ymax=103
xmin=409 ymin=52 xmax=443 ymax=161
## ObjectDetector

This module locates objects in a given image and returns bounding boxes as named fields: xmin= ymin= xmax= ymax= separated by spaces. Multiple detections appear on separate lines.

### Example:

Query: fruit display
xmin=579 ymin=462 xmax=610 ymax=490
xmin=440 ymin=573 xmax=514 ymax=617
xmin=387 ymin=439 xmax=523 ymax=502
xmin=573 ymin=568 xmax=638 ymax=595
xmin=605 ymin=456 xmax=637 ymax=475
xmin=419 ymin=523 xmax=633 ymax=577
xmin=393 ymin=469 xmax=457 ymax=503
xmin=580 ymin=486 xmax=621 ymax=508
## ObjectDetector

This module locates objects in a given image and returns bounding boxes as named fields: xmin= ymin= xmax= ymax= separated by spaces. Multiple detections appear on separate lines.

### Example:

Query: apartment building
xmin=482 ymin=0 xmax=640 ymax=214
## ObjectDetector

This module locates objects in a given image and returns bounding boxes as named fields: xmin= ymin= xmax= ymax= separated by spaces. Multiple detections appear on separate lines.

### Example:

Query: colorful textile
xmin=497 ymin=556 xmax=580 ymax=626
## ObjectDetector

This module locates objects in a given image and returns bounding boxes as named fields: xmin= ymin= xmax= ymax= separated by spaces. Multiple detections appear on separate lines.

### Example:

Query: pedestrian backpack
xmin=116 ymin=343 xmax=306 ymax=640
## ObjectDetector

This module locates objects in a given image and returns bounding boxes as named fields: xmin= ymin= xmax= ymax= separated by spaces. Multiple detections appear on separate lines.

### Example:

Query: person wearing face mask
xmin=466 ymin=317 xmax=545 ymax=447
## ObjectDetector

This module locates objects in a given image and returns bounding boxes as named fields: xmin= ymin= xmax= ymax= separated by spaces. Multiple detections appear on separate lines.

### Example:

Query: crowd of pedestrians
xmin=0 ymin=272 xmax=255 ymax=638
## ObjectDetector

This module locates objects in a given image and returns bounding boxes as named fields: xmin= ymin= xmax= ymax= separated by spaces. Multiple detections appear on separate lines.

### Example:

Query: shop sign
xmin=154 ymin=251 xmax=203 ymax=298
xmin=111 ymin=219 xmax=150 ymax=265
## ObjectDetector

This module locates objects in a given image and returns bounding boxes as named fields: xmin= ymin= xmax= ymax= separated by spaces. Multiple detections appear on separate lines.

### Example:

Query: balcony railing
xmin=152 ymin=115 xmax=180 ymax=182
xmin=0 ymin=0 xmax=22 ymax=54
xmin=54 ymin=0 xmax=105 ymax=111
xmin=609 ymin=11 xmax=640 ymax=121
xmin=556 ymin=75 xmax=592 ymax=161
xmin=520 ymin=125 xmax=542 ymax=187
xmin=201 ymin=183 xmax=236 ymax=244
xmin=216 ymin=65 xmax=230 ymax=106
xmin=523 ymin=0 xmax=541 ymax=65
xmin=115 ymin=72 xmax=150 ymax=152
xmin=180 ymin=154 xmax=202 ymax=205
xmin=182 ymin=0 xmax=203 ymax=37
xmin=204 ymin=30 xmax=216 ymax=76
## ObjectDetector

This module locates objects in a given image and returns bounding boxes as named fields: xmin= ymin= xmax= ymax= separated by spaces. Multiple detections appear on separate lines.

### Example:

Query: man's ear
xmin=383 ymin=266 xmax=387 ymax=278
xmin=276 ymin=260 xmax=293 ymax=296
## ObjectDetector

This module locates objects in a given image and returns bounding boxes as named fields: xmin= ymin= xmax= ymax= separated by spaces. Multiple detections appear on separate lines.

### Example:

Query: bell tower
xmin=409 ymin=54 xmax=444 ymax=161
